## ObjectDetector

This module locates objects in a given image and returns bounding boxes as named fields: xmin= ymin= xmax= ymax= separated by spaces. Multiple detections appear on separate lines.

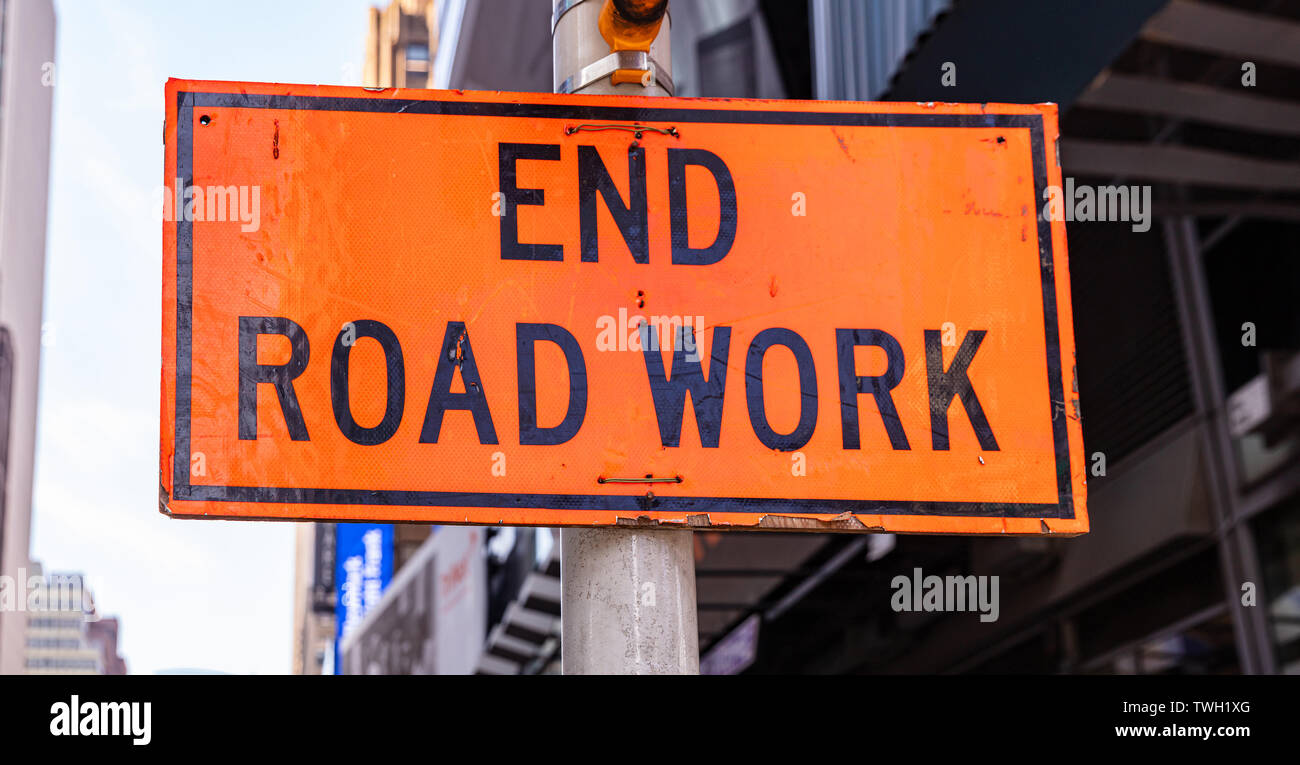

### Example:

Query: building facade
xmin=425 ymin=0 xmax=1300 ymax=675
xmin=0 ymin=0 xmax=54 ymax=676
xmin=290 ymin=523 xmax=336 ymax=674
xmin=770 ymin=0 xmax=1300 ymax=676
xmin=364 ymin=0 xmax=439 ymax=89
xmin=23 ymin=565 xmax=126 ymax=675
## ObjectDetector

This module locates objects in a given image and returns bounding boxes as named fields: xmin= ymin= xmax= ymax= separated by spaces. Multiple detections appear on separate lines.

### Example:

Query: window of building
xmin=25 ymin=656 xmax=98 ymax=671
xmin=1254 ymin=497 xmax=1300 ymax=672
xmin=27 ymin=614 xmax=85 ymax=629
xmin=1204 ymin=221 xmax=1300 ymax=395
xmin=1204 ymin=222 xmax=1300 ymax=487
xmin=1079 ymin=607 xmax=1238 ymax=675
xmin=26 ymin=636 xmax=83 ymax=649
xmin=697 ymin=17 xmax=757 ymax=98
xmin=1071 ymin=547 xmax=1228 ymax=673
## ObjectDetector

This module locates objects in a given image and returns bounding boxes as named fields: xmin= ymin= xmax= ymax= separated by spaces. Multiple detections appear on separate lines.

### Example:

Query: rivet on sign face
xmin=199 ymin=114 xmax=212 ymax=126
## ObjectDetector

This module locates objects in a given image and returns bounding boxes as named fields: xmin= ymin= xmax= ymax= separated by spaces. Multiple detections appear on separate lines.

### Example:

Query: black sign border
xmin=171 ymin=90 xmax=1074 ymax=521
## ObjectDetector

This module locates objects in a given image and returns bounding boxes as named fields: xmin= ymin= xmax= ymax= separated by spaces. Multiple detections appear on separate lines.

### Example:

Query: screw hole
xmin=199 ymin=114 xmax=212 ymax=126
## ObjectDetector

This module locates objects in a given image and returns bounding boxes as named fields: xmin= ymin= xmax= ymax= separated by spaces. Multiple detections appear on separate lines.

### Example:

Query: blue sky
xmin=33 ymin=0 xmax=377 ymax=674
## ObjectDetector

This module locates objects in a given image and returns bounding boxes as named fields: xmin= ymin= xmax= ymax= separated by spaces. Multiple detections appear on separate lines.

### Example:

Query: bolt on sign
xmin=161 ymin=79 xmax=1088 ymax=535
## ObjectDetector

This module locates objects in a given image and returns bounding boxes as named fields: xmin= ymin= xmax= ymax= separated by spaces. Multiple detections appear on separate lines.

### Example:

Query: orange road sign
xmin=161 ymin=79 xmax=1087 ymax=535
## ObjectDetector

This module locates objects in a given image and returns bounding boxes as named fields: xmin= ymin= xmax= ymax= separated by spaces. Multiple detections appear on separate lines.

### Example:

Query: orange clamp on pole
xmin=599 ymin=0 xmax=667 ymax=87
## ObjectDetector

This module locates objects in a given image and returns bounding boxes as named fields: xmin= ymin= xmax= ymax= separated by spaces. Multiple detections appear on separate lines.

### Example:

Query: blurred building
xmin=774 ymin=0 xmax=1300 ymax=676
xmin=341 ymin=526 xmax=487 ymax=675
xmin=423 ymin=0 xmax=1300 ymax=675
xmin=0 ymin=0 xmax=54 ymax=676
xmin=364 ymin=0 xmax=439 ymax=89
xmin=290 ymin=523 xmax=335 ymax=674
xmin=24 ymin=565 xmax=126 ymax=675
xmin=86 ymin=616 xmax=127 ymax=676
xmin=475 ymin=527 xmax=560 ymax=675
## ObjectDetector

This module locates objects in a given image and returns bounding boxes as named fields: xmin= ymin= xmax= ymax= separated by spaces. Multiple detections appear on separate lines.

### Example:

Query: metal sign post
xmin=552 ymin=0 xmax=699 ymax=675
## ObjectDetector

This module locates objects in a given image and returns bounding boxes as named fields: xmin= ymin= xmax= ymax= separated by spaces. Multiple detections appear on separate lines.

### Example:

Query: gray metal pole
xmin=562 ymin=527 xmax=699 ymax=674
xmin=552 ymin=0 xmax=699 ymax=675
